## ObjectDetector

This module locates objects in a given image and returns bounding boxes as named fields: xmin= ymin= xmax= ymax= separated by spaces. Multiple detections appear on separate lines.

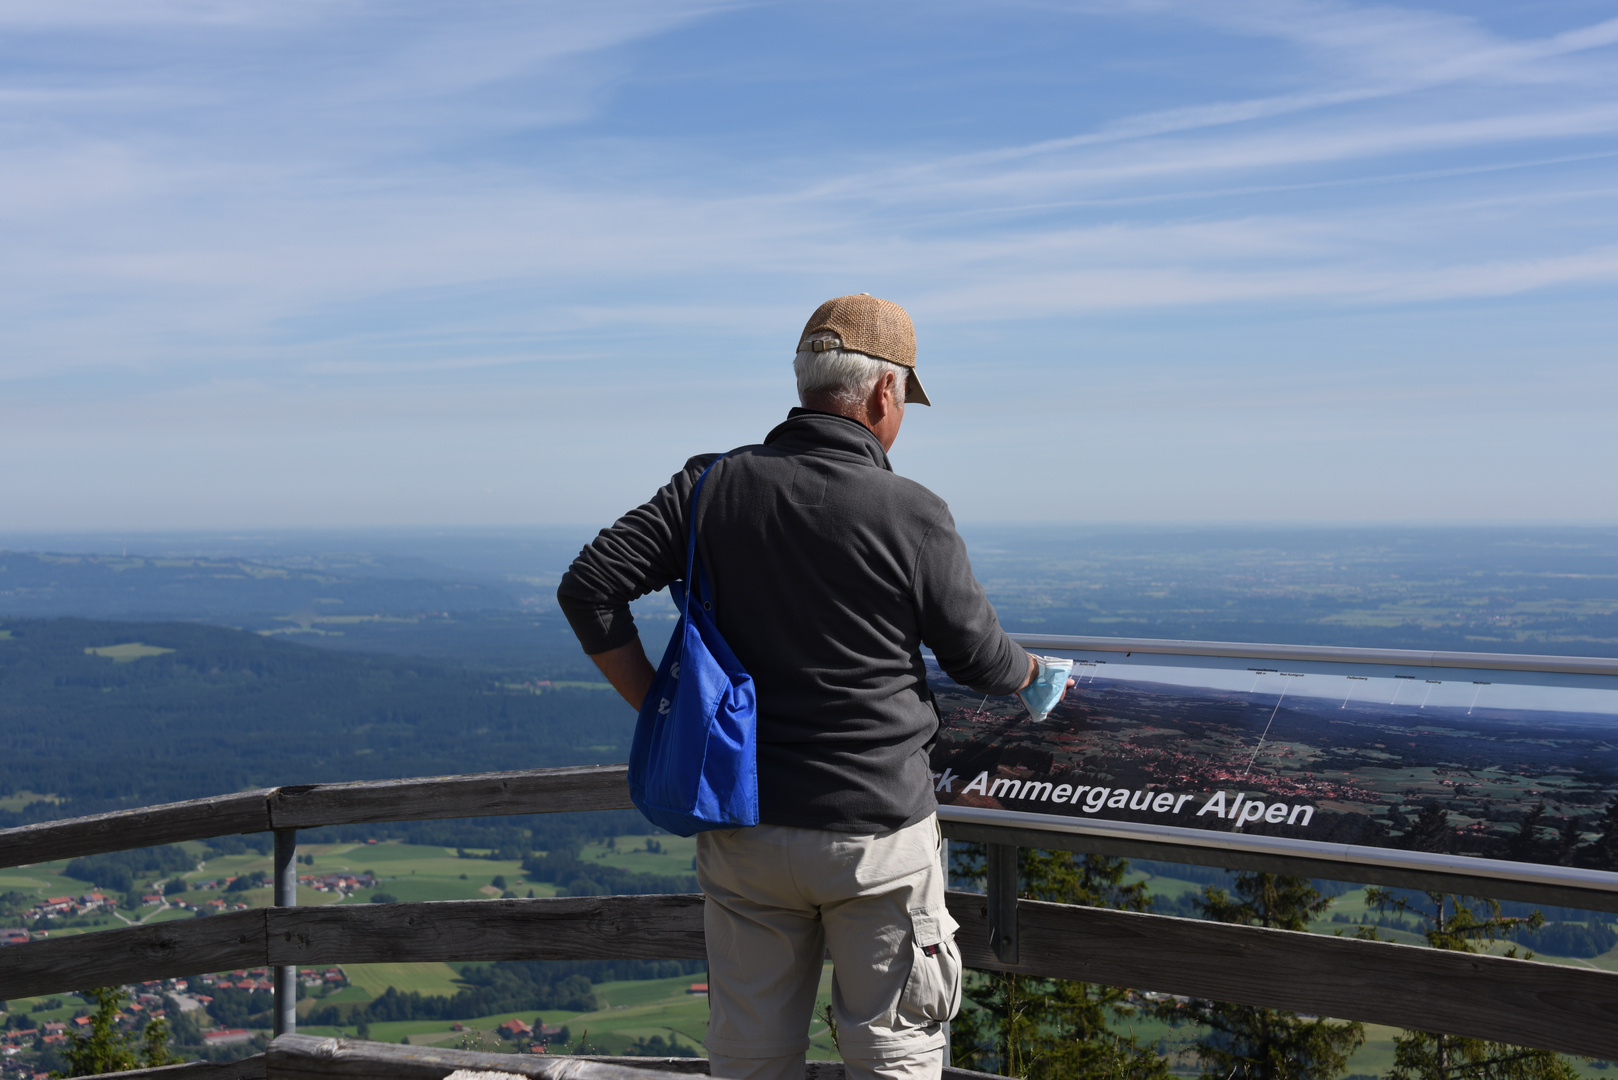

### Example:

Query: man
xmin=557 ymin=294 xmax=1059 ymax=1080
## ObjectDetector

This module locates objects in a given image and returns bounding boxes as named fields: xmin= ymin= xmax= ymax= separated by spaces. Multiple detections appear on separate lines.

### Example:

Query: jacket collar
xmin=764 ymin=408 xmax=892 ymax=472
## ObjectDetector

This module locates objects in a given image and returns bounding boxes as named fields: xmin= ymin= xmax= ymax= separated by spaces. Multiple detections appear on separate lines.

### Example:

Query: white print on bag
xmin=934 ymin=770 xmax=1317 ymax=829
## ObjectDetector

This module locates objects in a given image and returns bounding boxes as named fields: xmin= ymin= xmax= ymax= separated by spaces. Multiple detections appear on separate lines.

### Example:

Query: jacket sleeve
xmin=555 ymin=455 xmax=717 ymax=655
xmin=912 ymin=506 xmax=1028 ymax=696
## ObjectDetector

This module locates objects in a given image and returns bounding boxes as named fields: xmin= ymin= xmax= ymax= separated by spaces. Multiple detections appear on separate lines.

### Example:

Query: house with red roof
xmin=202 ymin=1029 xmax=253 ymax=1046
xmin=496 ymin=1018 xmax=531 ymax=1040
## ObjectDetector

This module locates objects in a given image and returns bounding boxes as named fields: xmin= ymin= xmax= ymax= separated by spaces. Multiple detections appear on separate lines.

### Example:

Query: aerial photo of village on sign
xmin=927 ymin=647 xmax=1618 ymax=869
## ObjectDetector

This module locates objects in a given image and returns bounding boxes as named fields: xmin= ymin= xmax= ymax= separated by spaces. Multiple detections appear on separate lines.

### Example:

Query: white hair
xmin=793 ymin=337 xmax=907 ymax=413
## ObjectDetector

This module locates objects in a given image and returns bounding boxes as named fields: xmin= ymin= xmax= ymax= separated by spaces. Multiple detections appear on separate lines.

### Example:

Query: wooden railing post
xmin=273 ymin=828 xmax=298 ymax=1037
xmin=985 ymin=844 xmax=1018 ymax=965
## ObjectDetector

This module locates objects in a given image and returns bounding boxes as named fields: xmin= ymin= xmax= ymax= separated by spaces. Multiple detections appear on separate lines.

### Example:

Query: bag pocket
xmin=898 ymin=907 xmax=962 ymax=1024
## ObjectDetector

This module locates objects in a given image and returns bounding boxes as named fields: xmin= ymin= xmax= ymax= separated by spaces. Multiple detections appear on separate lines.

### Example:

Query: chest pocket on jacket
xmin=790 ymin=464 xmax=828 ymax=506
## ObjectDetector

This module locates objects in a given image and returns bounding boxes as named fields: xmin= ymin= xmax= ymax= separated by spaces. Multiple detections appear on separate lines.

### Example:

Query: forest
xmin=0 ymin=618 xmax=636 ymax=826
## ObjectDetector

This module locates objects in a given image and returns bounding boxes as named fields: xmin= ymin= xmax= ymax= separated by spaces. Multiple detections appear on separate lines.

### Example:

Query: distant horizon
xmin=5 ymin=521 xmax=1618 ymax=544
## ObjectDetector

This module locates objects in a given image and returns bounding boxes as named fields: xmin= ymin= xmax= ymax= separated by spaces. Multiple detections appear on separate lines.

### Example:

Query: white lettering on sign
xmin=948 ymin=772 xmax=1319 ymax=829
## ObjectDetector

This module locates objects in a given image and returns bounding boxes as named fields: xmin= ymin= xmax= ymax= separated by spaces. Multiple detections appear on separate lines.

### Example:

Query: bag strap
xmin=680 ymin=454 xmax=727 ymax=619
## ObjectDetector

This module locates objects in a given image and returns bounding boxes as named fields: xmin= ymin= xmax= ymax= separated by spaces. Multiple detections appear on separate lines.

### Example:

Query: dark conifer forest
xmin=0 ymin=618 xmax=635 ymax=826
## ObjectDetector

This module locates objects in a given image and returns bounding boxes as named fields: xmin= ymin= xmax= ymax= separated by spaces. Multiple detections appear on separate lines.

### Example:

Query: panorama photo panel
xmin=926 ymin=644 xmax=1618 ymax=878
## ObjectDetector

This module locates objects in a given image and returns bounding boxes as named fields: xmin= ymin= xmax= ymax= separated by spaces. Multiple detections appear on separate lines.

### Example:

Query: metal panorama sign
xmin=926 ymin=640 xmax=1618 ymax=876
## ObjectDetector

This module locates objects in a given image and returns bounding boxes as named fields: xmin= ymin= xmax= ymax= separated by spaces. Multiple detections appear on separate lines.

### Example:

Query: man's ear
xmin=876 ymin=370 xmax=900 ymax=418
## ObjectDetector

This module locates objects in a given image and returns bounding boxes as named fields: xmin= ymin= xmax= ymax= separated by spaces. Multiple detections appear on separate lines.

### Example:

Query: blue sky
xmin=1 ymin=0 xmax=1615 ymax=528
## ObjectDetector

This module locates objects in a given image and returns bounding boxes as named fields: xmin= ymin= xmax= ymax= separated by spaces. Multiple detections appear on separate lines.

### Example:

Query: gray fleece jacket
xmin=556 ymin=408 xmax=1028 ymax=833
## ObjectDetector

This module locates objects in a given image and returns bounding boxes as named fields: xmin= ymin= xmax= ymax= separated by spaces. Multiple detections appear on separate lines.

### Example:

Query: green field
xmin=296 ymin=967 xmax=839 ymax=1061
xmin=0 ymin=789 xmax=61 ymax=813
xmin=343 ymin=962 xmax=466 ymax=998
xmin=575 ymin=834 xmax=698 ymax=877
xmin=83 ymin=641 xmax=177 ymax=662
xmin=0 ymin=864 xmax=86 ymax=899
xmin=2 ymin=842 xmax=555 ymax=947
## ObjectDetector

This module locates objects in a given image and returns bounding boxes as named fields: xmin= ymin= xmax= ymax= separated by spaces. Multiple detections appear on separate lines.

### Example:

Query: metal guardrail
xmin=938 ymin=806 xmax=1618 ymax=913
xmin=1011 ymin=633 xmax=1618 ymax=676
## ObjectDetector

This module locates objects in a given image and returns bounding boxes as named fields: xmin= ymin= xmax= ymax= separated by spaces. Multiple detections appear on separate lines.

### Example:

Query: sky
xmin=1 ymin=0 xmax=1615 ymax=529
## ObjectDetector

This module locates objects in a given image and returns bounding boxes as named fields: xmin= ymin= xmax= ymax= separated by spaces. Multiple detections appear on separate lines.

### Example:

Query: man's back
xmin=558 ymin=408 xmax=1026 ymax=833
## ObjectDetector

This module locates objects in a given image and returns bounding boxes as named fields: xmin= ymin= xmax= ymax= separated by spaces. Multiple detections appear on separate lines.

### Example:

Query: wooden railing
xmin=3 ymin=763 xmax=1617 ymax=1063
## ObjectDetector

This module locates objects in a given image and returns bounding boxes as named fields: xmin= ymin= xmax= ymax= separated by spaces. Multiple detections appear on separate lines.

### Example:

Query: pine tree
xmin=949 ymin=845 xmax=1171 ymax=1080
xmin=141 ymin=1017 xmax=176 ymax=1069
xmin=1577 ymin=795 xmax=1618 ymax=870
xmin=1509 ymin=803 xmax=1548 ymax=862
xmin=1366 ymin=890 xmax=1576 ymax=1080
xmin=54 ymin=986 xmax=175 ymax=1078
xmin=1185 ymin=873 xmax=1364 ymax=1080
xmin=1400 ymin=802 xmax=1455 ymax=853
xmin=1554 ymin=816 xmax=1582 ymax=866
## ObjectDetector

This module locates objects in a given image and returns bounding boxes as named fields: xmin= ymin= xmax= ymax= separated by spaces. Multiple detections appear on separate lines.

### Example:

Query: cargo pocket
xmin=898 ymin=907 xmax=962 ymax=1024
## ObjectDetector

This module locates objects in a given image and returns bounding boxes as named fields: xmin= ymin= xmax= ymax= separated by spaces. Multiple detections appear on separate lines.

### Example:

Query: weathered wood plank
xmin=265 ymin=1035 xmax=696 ymax=1079
xmin=10 ymin=889 xmax=1610 ymax=1062
xmin=0 ymin=790 xmax=273 ymax=870
xmin=576 ymin=1061 xmax=710 ymax=1076
xmin=266 ymin=895 xmax=705 ymax=965
xmin=0 ymin=764 xmax=634 ymax=872
xmin=267 ymin=764 xmax=634 ymax=829
xmin=577 ymin=1064 xmax=1006 ymax=1080
xmin=260 ymin=1039 xmax=1002 ymax=1080
xmin=0 ymin=910 xmax=265 ymax=1001
xmin=0 ymin=896 xmax=703 ymax=1003
xmin=946 ymin=891 xmax=1618 ymax=1060
xmin=84 ymin=1055 xmax=267 ymax=1080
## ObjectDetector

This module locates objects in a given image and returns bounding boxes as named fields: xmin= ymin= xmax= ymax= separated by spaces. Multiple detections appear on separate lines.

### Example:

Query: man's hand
xmin=590 ymin=639 xmax=657 ymax=711
xmin=1019 ymin=652 xmax=1077 ymax=699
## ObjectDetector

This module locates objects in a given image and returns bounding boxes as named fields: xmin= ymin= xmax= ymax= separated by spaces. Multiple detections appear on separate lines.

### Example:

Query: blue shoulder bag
xmin=627 ymin=458 xmax=760 ymax=837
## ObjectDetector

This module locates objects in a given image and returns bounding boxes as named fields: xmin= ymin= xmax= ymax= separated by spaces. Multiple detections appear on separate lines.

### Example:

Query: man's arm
xmin=591 ymin=638 xmax=657 ymax=711
xmin=556 ymin=455 xmax=717 ymax=659
xmin=914 ymin=508 xmax=1069 ymax=705
xmin=911 ymin=508 xmax=1028 ymax=695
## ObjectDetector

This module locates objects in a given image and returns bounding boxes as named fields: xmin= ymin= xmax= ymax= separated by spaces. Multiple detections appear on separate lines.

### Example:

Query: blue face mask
xmin=1017 ymin=655 xmax=1075 ymax=722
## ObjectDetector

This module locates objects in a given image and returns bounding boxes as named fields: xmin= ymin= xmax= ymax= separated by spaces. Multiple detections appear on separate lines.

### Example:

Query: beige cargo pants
xmin=697 ymin=813 xmax=961 ymax=1080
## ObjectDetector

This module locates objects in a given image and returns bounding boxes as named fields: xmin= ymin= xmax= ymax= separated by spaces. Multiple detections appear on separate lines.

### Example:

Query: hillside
xmin=0 ymin=549 xmax=670 ymax=680
xmin=0 ymin=618 xmax=636 ymax=826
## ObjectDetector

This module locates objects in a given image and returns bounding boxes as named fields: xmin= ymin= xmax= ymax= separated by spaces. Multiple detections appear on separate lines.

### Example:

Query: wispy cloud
xmin=0 ymin=0 xmax=1614 ymax=524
